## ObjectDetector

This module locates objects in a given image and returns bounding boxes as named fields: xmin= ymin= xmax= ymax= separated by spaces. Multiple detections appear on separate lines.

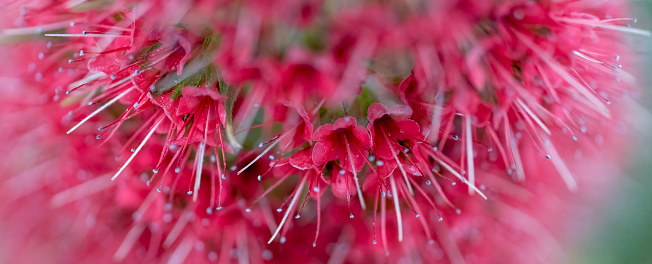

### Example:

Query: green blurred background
xmin=572 ymin=1 xmax=652 ymax=263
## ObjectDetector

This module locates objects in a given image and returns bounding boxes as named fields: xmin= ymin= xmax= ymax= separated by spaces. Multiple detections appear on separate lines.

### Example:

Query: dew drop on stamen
xmin=452 ymin=182 xmax=456 ymax=186
xmin=257 ymin=175 xmax=261 ymax=181
xmin=313 ymin=243 xmax=316 ymax=247
xmin=157 ymin=188 xmax=161 ymax=192
xmin=277 ymin=208 xmax=282 ymax=212
xmin=376 ymin=160 xmax=384 ymax=166
xmin=175 ymin=168 xmax=180 ymax=173
xmin=295 ymin=215 xmax=300 ymax=219
xmin=269 ymin=155 xmax=275 ymax=160
xmin=245 ymin=208 xmax=251 ymax=212
xmin=349 ymin=214 xmax=354 ymax=219
xmin=206 ymin=208 xmax=213 ymax=214
xmin=110 ymin=75 xmax=116 ymax=80
xmin=439 ymin=217 xmax=443 ymax=221
xmin=221 ymin=174 xmax=225 ymax=179
xmin=280 ymin=237 xmax=286 ymax=244
xmin=152 ymin=169 xmax=158 ymax=173
xmin=339 ymin=169 xmax=345 ymax=175
xmin=426 ymin=180 xmax=431 ymax=185
xmin=208 ymin=251 xmax=218 ymax=261
xmin=313 ymin=187 xmax=319 ymax=192
xmin=368 ymin=155 xmax=375 ymax=162
xmin=96 ymin=135 xmax=101 ymax=139
xmin=187 ymin=191 xmax=192 ymax=195
xmin=262 ymin=250 xmax=272 ymax=260
xmin=163 ymin=213 xmax=172 ymax=223
xmin=216 ymin=206 xmax=222 ymax=210
xmin=416 ymin=214 xmax=420 ymax=218
xmin=131 ymin=148 xmax=135 ymax=153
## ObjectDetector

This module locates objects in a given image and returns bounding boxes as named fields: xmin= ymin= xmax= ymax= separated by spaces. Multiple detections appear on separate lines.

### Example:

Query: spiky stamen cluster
xmin=0 ymin=0 xmax=645 ymax=263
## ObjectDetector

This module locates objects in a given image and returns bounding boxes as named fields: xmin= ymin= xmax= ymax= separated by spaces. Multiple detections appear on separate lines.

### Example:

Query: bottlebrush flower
xmin=0 ymin=0 xmax=646 ymax=263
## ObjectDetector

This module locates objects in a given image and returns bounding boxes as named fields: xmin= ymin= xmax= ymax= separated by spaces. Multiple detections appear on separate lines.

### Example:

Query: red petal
xmin=312 ymin=141 xmax=333 ymax=166
xmin=289 ymin=148 xmax=314 ymax=170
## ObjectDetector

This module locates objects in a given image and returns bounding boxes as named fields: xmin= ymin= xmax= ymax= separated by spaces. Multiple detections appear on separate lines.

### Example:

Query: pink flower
xmin=0 ymin=0 xmax=643 ymax=263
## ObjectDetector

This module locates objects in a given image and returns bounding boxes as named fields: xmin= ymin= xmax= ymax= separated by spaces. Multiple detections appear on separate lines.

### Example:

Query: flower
xmin=0 ymin=0 xmax=644 ymax=263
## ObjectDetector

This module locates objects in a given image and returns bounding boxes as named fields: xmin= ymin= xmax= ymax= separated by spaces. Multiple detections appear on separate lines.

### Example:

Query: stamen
xmin=268 ymin=177 xmax=306 ymax=244
xmin=344 ymin=137 xmax=367 ymax=210
xmin=111 ymin=118 xmax=163 ymax=181
xmin=389 ymin=176 xmax=403 ymax=242
xmin=465 ymin=116 xmax=476 ymax=195
xmin=436 ymin=160 xmax=487 ymax=199
xmin=67 ymin=87 xmax=134 ymax=134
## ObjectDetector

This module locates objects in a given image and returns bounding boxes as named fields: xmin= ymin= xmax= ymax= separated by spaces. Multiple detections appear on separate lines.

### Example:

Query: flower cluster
xmin=0 ymin=0 xmax=644 ymax=263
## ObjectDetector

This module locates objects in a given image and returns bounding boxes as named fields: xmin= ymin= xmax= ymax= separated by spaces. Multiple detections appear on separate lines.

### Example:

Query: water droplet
xmin=376 ymin=160 xmax=384 ymax=166
xmin=245 ymin=208 xmax=251 ymax=212
xmin=79 ymin=50 xmax=84 ymax=56
xmin=262 ymin=250 xmax=272 ymax=260
xmin=350 ymin=214 xmax=354 ymax=219
xmin=216 ymin=206 xmax=222 ymax=210
xmin=230 ymin=166 xmax=237 ymax=171
xmin=175 ymin=168 xmax=180 ymax=173
xmin=96 ymin=135 xmax=101 ymax=139
xmin=208 ymin=251 xmax=218 ymax=261
xmin=206 ymin=208 xmax=213 ymax=214
xmin=38 ymin=52 xmax=44 ymax=59
xmin=313 ymin=242 xmax=316 ymax=247
xmin=221 ymin=174 xmax=226 ymax=179
xmin=433 ymin=146 xmax=438 ymax=151
xmin=295 ymin=215 xmax=300 ymax=219
xmin=426 ymin=180 xmax=431 ymax=185
xmin=416 ymin=214 xmax=420 ymax=218
xmin=257 ymin=175 xmax=261 ymax=181
xmin=456 ymin=209 xmax=461 ymax=214
xmin=368 ymin=156 xmax=375 ymax=162
xmin=269 ymin=155 xmax=275 ymax=160
xmin=313 ymin=187 xmax=320 ymax=192
xmin=133 ymin=102 xmax=139 ymax=108
xmin=187 ymin=191 xmax=192 ymax=195
xmin=259 ymin=143 xmax=263 ymax=148
xmin=131 ymin=148 xmax=135 ymax=153
xmin=339 ymin=169 xmax=345 ymax=175
xmin=373 ymin=240 xmax=377 ymax=244
xmin=280 ymin=237 xmax=286 ymax=244
xmin=277 ymin=208 xmax=282 ymax=212
xmin=438 ymin=217 xmax=443 ymax=221
xmin=487 ymin=148 xmax=493 ymax=152
xmin=152 ymin=169 xmax=158 ymax=173
xmin=452 ymin=182 xmax=456 ymax=186
xmin=157 ymin=188 xmax=161 ymax=192
xmin=546 ymin=155 xmax=551 ymax=160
